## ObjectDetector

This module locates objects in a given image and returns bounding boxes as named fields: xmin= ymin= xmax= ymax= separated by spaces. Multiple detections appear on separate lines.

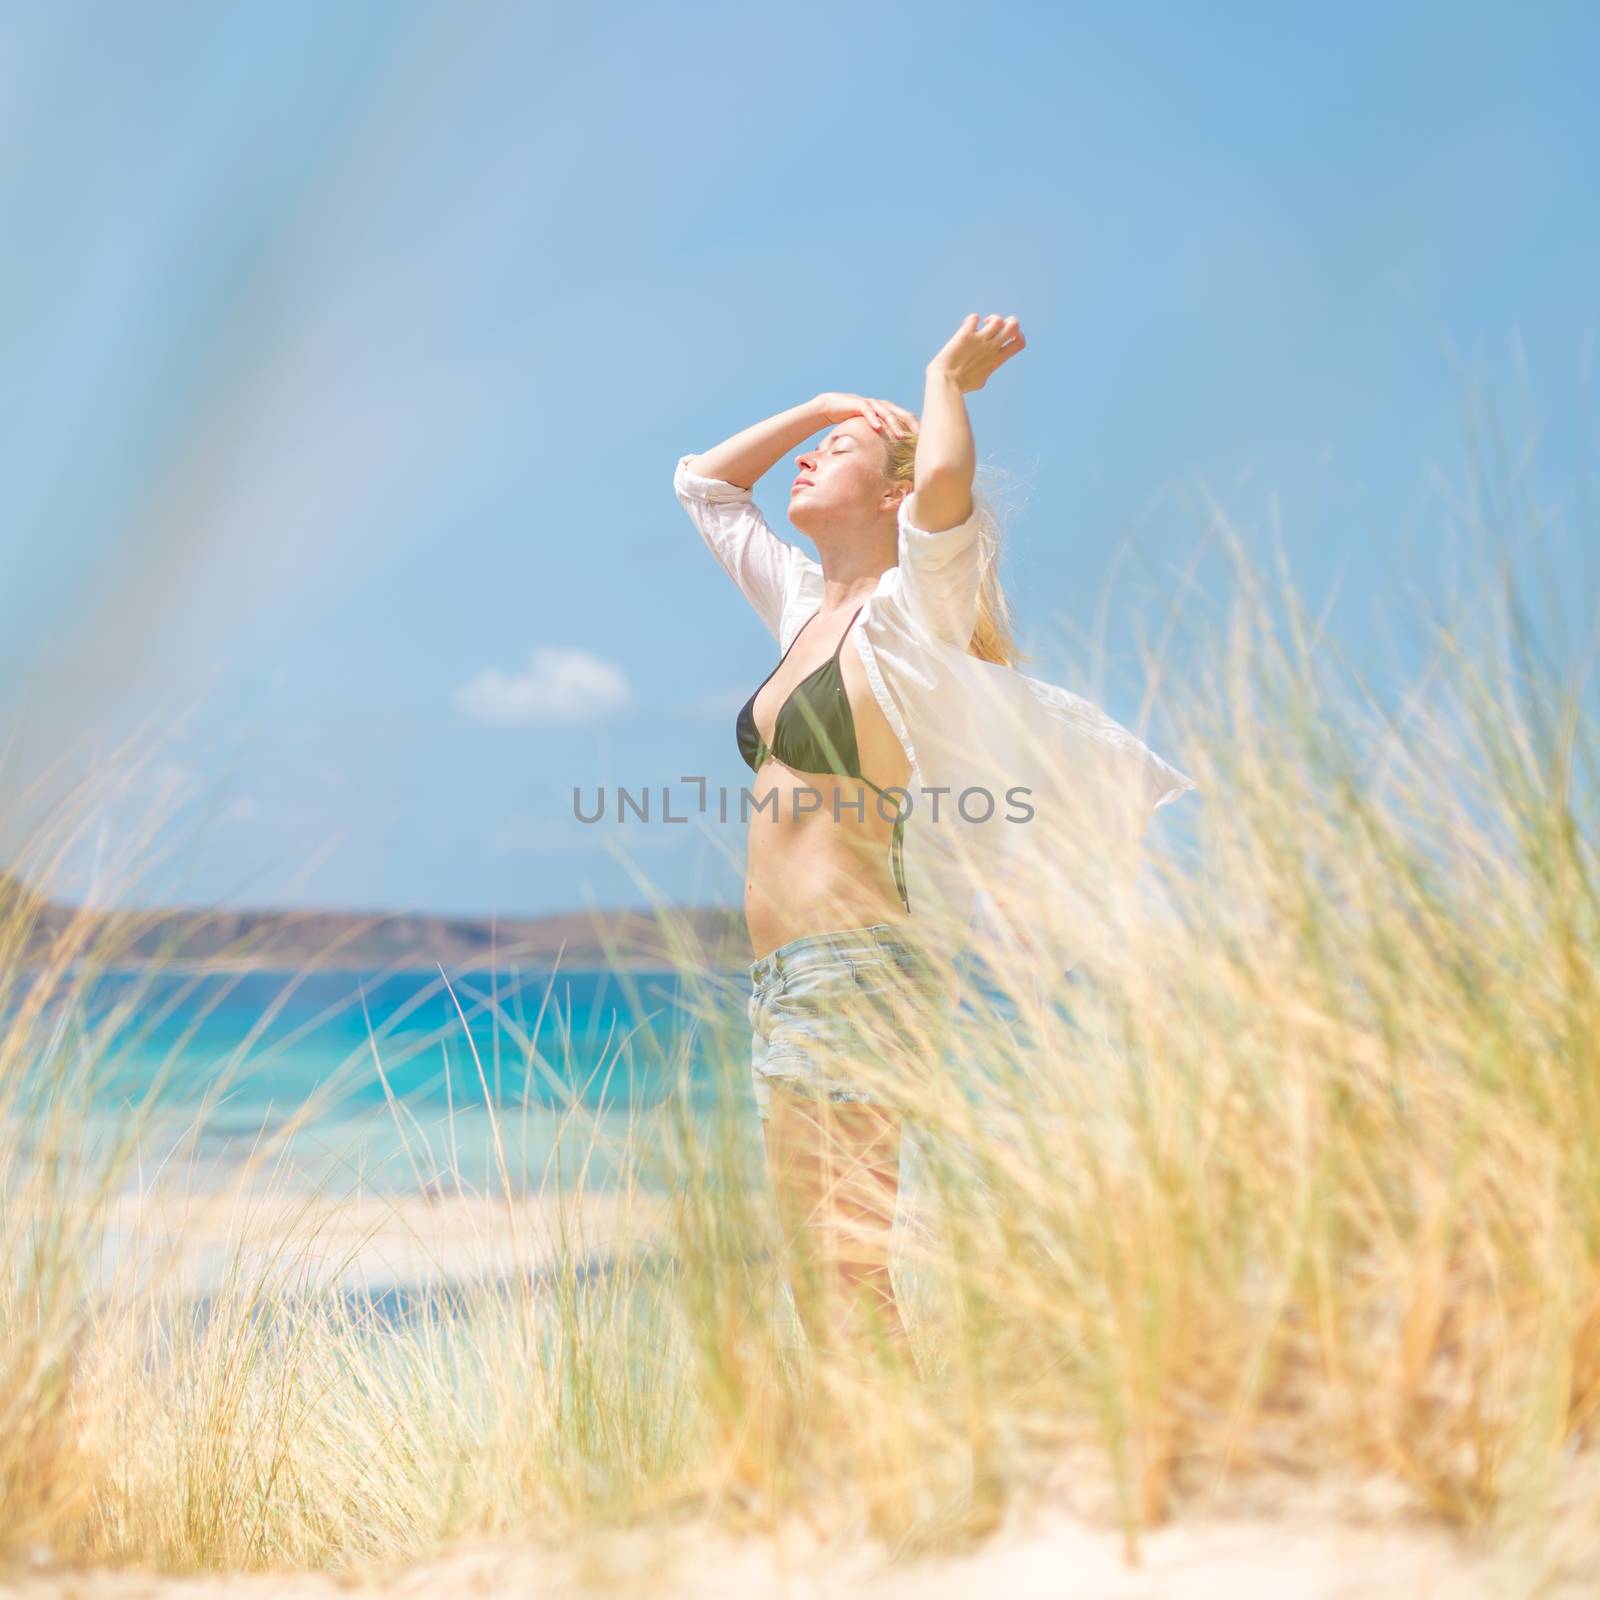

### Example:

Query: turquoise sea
xmin=16 ymin=952 xmax=1047 ymax=1199
xmin=19 ymin=963 xmax=756 ymax=1195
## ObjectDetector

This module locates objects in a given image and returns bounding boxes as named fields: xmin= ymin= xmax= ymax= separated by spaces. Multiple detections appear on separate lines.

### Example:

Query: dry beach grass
xmin=1 ymin=458 xmax=1598 ymax=1595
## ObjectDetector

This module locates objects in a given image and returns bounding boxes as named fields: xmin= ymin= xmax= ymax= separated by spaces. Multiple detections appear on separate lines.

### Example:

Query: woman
xmin=674 ymin=313 xmax=1195 ymax=1354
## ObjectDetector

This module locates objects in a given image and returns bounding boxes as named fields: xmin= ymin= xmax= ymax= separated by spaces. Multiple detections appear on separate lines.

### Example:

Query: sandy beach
xmin=4 ymin=1182 xmax=1585 ymax=1597
xmin=5 ymin=1473 xmax=1596 ymax=1598
xmin=12 ymin=927 xmax=1600 ymax=1597
xmin=94 ymin=1181 xmax=672 ymax=1300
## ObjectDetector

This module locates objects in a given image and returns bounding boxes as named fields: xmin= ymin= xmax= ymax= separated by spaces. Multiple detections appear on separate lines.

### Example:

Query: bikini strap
xmin=832 ymin=604 xmax=865 ymax=659
xmin=855 ymin=773 xmax=910 ymax=820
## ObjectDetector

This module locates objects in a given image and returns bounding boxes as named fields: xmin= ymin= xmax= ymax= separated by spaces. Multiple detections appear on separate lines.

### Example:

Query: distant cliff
xmin=9 ymin=882 xmax=751 ymax=973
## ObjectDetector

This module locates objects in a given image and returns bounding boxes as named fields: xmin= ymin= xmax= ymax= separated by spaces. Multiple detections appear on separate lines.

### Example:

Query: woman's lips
xmin=792 ymin=479 xmax=813 ymax=493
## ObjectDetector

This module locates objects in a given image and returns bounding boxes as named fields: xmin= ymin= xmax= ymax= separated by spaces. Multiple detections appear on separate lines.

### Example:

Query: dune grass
xmin=0 ymin=468 xmax=1597 ymax=1586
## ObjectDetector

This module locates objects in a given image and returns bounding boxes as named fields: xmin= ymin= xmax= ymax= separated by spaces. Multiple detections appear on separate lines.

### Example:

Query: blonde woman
xmin=674 ymin=313 xmax=1195 ymax=1353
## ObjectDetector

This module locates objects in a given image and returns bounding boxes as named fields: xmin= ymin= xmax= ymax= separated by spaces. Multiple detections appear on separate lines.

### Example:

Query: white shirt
xmin=674 ymin=452 xmax=1199 ymax=980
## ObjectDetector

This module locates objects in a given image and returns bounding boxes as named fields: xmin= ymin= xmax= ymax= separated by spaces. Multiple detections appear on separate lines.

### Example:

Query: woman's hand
xmin=927 ymin=313 xmax=1026 ymax=393
xmin=814 ymin=391 xmax=920 ymax=440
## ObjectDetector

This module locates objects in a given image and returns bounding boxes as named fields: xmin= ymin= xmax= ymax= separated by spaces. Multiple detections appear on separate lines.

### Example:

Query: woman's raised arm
xmin=909 ymin=314 xmax=1026 ymax=531
xmin=688 ymin=391 xmax=915 ymax=488
xmin=676 ymin=396 xmax=834 ymax=639
xmin=679 ymin=394 xmax=917 ymax=637
xmin=888 ymin=314 xmax=1026 ymax=647
xmin=685 ymin=397 xmax=827 ymax=488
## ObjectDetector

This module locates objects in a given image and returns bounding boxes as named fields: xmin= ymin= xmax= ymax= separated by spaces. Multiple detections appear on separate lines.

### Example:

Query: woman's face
xmin=788 ymin=417 xmax=894 ymax=531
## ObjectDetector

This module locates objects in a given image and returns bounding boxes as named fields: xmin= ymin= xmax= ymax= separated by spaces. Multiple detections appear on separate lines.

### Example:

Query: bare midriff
xmin=742 ymin=631 xmax=913 ymax=962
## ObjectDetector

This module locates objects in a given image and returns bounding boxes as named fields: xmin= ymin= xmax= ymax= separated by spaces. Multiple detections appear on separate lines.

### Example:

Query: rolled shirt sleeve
xmin=673 ymin=454 xmax=814 ymax=642
xmin=895 ymin=489 xmax=983 ymax=648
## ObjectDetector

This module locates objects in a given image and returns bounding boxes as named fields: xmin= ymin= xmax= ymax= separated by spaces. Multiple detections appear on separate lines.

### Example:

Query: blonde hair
xmin=881 ymin=431 xmax=1027 ymax=669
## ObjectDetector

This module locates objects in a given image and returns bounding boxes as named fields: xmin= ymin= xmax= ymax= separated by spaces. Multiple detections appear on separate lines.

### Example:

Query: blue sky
xmin=3 ymin=0 xmax=1596 ymax=917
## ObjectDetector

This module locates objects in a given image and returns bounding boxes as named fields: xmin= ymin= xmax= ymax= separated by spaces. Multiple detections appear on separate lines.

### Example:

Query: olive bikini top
xmin=735 ymin=603 xmax=909 ymax=911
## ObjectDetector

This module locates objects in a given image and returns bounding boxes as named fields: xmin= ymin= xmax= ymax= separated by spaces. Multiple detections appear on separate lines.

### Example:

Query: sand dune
xmin=4 ymin=1479 xmax=1595 ymax=1599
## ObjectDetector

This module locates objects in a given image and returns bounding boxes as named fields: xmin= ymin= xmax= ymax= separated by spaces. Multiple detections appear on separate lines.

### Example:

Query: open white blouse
xmin=674 ymin=452 xmax=1199 ymax=979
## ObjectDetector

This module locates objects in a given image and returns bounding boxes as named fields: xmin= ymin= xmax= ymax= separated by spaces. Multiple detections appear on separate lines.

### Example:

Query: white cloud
xmin=454 ymin=647 xmax=631 ymax=727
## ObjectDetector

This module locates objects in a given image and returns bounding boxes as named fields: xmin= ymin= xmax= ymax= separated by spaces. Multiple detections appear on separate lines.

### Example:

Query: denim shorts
xmin=747 ymin=922 xmax=950 ymax=1121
